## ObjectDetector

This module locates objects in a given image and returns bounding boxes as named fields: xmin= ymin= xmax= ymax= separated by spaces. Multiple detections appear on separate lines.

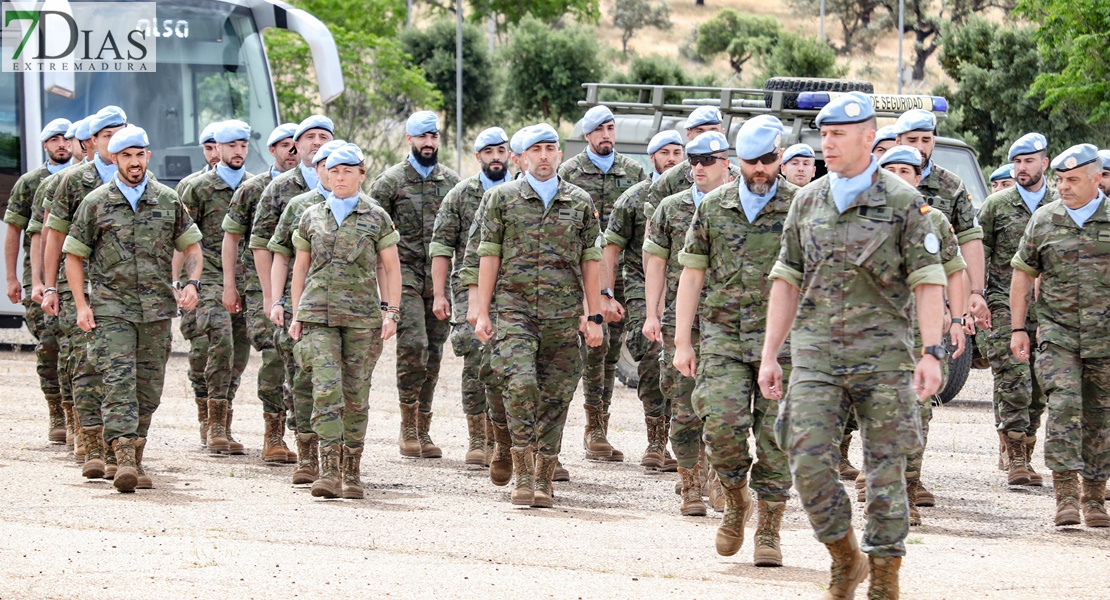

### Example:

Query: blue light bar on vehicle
xmin=797 ymin=92 xmax=948 ymax=114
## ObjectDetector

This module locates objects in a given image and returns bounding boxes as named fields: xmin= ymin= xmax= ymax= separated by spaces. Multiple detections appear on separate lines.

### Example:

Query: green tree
xmin=788 ymin=0 xmax=884 ymax=54
xmin=694 ymin=9 xmax=782 ymax=78
xmin=501 ymin=16 xmax=603 ymax=124
xmin=419 ymin=0 xmax=601 ymax=26
xmin=611 ymin=0 xmax=673 ymax=55
xmin=603 ymin=55 xmax=717 ymax=104
xmin=755 ymin=31 xmax=846 ymax=84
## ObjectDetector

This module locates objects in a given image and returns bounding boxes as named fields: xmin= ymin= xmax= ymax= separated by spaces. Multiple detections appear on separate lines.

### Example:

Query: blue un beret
xmin=989 ymin=164 xmax=1015 ymax=182
xmin=75 ymin=117 xmax=93 ymax=141
xmin=107 ymin=125 xmax=149 ymax=154
xmin=878 ymin=145 xmax=924 ymax=168
xmin=1100 ymin=149 xmax=1110 ymax=170
xmin=1008 ymin=132 xmax=1048 ymax=161
xmin=509 ymin=127 xmax=529 ymax=155
xmin=893 ymin=109 xmax=936 ymax=135
xmin=406 ymin=111 xmax=439 ymax=137
xmin=324 ymin=143 xmax=365 ymax=170
xmin=519 ymin=124 xmax=559 ymax=152
xmin=295 ymin=115 xmax=334 ymax=141
xmin=684 ymin=106 xmax=722 ymax=130
xmin=88 ymin=105 xmax=127 ymax=137
xmin=686 ymin=131 xmax=729 ymax=156
xmin=214 ymin=120 xmax=251 ymax=144
xmin=815 ymin=92 xmax=874 ymax=127
xmin=735 ymin=118 xmax=783 ymax=160
xmin=872 ymin=125 xmax=897 ymax=150
xmin=473 ymin=127 xmax=508 ymax=152
xmin=647 ymin=130 xmax=683 ymax=155
xmin=1051 ymin=143 xmax=1101 ymax=172
xmin=64 ymin=118 xmax=81 ymax=139
xmin=582 ymin=106 xmax=614 ymax=135
xmin=40 ymin=118 xmax=72 ymax=143
xmin=782 ymin=143 xmax=815 ymax=163
xmin=267 ymin=123 xmax=298 ymax=147
xmin=199 ymin=122 xmax=221 ymax=145
xmin=312 ymin=139 xmax=347 ymax=166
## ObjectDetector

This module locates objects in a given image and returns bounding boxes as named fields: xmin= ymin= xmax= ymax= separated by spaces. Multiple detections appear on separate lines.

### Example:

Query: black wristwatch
xmin=587 ymin=314 xmax=604 ymax=324
xmin=950 ymin=317 xmax=963 ymax=325
xmin=184 ymin=280 xmax=202 ymax=293
xmin=600 ymin=288 xmax=614 ymax=299
xmin=922 ymin=345 xmax=947 ymax=360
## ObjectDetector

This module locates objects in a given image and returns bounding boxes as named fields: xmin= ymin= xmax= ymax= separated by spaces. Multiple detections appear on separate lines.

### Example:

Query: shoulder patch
xmin=924 ymin=232 xmax=940 ymax=254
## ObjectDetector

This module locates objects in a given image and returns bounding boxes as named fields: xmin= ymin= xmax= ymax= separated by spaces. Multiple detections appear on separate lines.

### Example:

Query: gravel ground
xmin=0 ymin=335 xmax=1106 ymax=599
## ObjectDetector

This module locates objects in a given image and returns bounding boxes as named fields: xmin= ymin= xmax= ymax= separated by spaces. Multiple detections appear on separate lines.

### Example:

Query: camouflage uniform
xmin=918 ymin=163 xmax=984 ymax=245
xmin=62 ymin=179 xmax=201 ymax=441
xmin=175 ymin=172 xmax=210 ymax=400
xmin=677 ymin=178 xmax=797 ymax=499
xmin=646 ymin=160 xmax=743 ymax=215
xmin=1012 ymin=198 xmax=1110 ymax=480
xmin=291 ymin=199 xmax=399 ymax=448
xmin=770 ymin=170 xmax=946 ymax=557
xmin=457 ymin=194 xmax=505 ymax=426
xmin=368 ymin=160 xmax=459 ymax=413
xmin=477 ymin=177 xmax=602 ymax=454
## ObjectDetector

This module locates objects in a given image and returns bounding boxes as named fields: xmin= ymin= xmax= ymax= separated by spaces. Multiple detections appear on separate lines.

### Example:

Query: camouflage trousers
xmin=179 ymin=308 xmax=209 ymax=399
xmin=693 ymin=353 xmax=792 ymax=502
xmin=87 ymin=317 xmax=171 ymax=443
xmin=276 ymin=312 xmax=313 ymax=434
xmin=491 ymin=313 xmax=582 ymax=454
xmin=907 ymin=360 xmax=949 ymax=476
xmin=58 ymin=291 xmax=104 ymax=428
xmin=243 ymin=289 xmax=287 ymax=415
xmin=581 ymin=317 xmax=625 ymax=411
xmin=196 ymin=291 xmax=250 ymax=404
xmin=396 ymin=287 xmax=449 ymax=411
xmin=480 ymin=341 xmax=506 ymax=425
xmin=23 ymin=295 xmax=60 ymax=396
xmin=660 ymin=326 xmax=703 ymax=469
xmin=988 ymin=308 xmax=1044 ymax=436
xmin=1035 ymin=343 xmax=1110 ymax=480
xmin=450 ymin=320 xmax=487 ymax=416
xmin=625 ymin=297 xmax=666 ymax=418
xmin=778 ymin=368 xmax=922 ymax=558
xmin=295 ymin=323 xmax=384 ymax=449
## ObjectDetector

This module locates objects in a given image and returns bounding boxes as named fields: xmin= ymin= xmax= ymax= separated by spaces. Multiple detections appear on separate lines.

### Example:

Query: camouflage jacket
xmin=457 ymin=192 xmax=492 ymax=290
xmin=368 ymin=160 xmax=460 ymax=298
xmin=770 ymin=169 xmax=947 ymax=374
xmin=174 ymin=167 xmax=208 ymax=198
xmin=62 ymin=179 xmax=201 ymax=322
xmin=979 ymin=184 xmax=1058 ymax=312
xmin=292 ymin=198 xmax=399 ymax=328
xmin=646 ymin=159 xmax=743 ymax=215
xmin=679 ymin=178 xmax=798 ymax=362
xmin=179 ymin=168 xmax=254 ymax=294
xmin=1012 ymin=196 xmax=1110 ymax=358
xmin=429 ymin=174 xmax=491 ymax=322
xmin=250 ymin=165 xmax=309 ymax=251
xmin=29 ymin=168 xmax=70 ymax=234
xmin=3 ymin=163 xmax=51 ymax=288
xmin=222 ymin=169 xmax=279 ymax=292
xmin=477 ymin=177 xmax=602 ymax=320
xmin=45 ymin=161 xmax=113 ymax=293
xmin=644 ymin=187 xmax=703 ymax=329
xmin=604 ymin=179 xmax=652 ymax=302
xmin=918 ymin=163 xmax=983 ymax=244
xmin=926 ymin=208 xmax=966 ymax=278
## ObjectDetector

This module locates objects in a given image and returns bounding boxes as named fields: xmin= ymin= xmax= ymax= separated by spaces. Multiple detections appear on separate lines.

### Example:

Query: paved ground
xmin=0 ymin=333 xmax=1106 ymax=598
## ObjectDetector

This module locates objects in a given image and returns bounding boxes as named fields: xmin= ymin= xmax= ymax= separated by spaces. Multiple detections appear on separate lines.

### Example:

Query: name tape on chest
xmin=858 ymin=206 xmax=893 ymax=222
xmin=558 ymin=208 xmax=585 ymax=222
xmin=1098 ymin=230 xmax=1110 ymax=243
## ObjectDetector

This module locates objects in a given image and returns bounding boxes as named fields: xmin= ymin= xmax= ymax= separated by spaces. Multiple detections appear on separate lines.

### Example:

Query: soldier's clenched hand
xmin=1010 ymin=330 xmax=1030 ymax=363
xmin=222 ymin=286 xmax=241 ymax=314
xmin=585 ymin=321 xmax=603 ymax=347
xmin=269 ymin=304 xmax=285 ymax=327
xmin=913 ymin=355 xmax=943 ymax=400
xmin=76 ymin=305 xmax=95 ymax=332
xmin=673 ymin=342 xmax=696 ymax=378
xmin=475 ymin=314 xmax=493 ymax=343
xmin=758 ymin=361 xmax=783 ymax=400
xmin=178 ymin=285 xmax=198 ymax=311
xmin=433 ymin=294 xmax=451 ymax=321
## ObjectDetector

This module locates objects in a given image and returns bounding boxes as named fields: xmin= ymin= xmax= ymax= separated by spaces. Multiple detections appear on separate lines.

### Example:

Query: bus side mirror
xmin=254 ymin=2 xmax=344 ymax=105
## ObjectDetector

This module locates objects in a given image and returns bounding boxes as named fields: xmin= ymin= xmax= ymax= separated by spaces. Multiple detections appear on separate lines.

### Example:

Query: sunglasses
xmin=688 ymin=155 xmax=725 ymax=167
xmin=740 ymin=151 xmax=780 ymax=166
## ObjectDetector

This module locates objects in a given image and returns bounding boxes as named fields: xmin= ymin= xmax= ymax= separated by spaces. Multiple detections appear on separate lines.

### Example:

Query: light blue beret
xmin=294 ymin=115 xmax=334 ymax=141
xmin=106 ymin=124 xmax=149 ymax=154
xmin=989 ymin=164 xmax=1014 ymax=182
xmin=815 ymin=92 xmax=874 ymax=127
xmin=214 ymin=120 xmax=251 ymax=144
xmin=782 ymin=143 xmax=815 ymax=163
xmin=872 ymin=125 xmax=897 ymax=149
xmin=893 ymin=108 xmax=936 ymax=135
xmin=40 ymin=118 xmax=71 ymax=143
xmin=509 ymin=127 xmax=529 ymax=155
xmin=519 ymin=124 xmax=559 ymax=151
xmin=312 ymin=139 xmax=347 ymax=166
xmin=88 ymin=105 xmax=127 ymax=136
xmin=1008 ymin=132 xmax=1048 ymax=161
xmin=406 ymin=111 xmax=439 ymax=137
xmin=64 ymin=118 xmax=81 ymax=139
xmin=684 ymin=106 xmax=722 ymax=129
xmin=647 ymin=130 xmax=682 ymax=155
xmin=267 ymin=122 xmax=298 ymax=147
xmin=744 ymin=114 xmax=785 ymax=134
xmin=582 ymin=106 xmax=614 ymax=134
xmin=735 ymin=119 xmax=783 ymax=160
xmin=1100 ymin=149 xmax=1110 ymax=170
xmin=473 ymin=127 xmax=508 ymax=152
xmin=75 ymin=117 xmax=93 ymax=141
xmin=1051 ymin=143 xmax=1100 ymax=172
xmin=199 ymin=122 xmax=220 ymax=144
xmin=878 ymin=145 xmax=924 ymax=168
xmin=324 ymin=143 xmax=365 ymax=170
xmin=686 ymin=131 xmax=729 ymax=156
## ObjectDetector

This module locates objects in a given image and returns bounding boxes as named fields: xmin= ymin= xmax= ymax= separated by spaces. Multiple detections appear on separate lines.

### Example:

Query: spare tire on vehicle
xmin=616 ymin=339 xmax=640 ymax=389
xmin=763 ymin=77 xmax=875 ymax=110
xmin=938 ymin=333 xmax=973 ymax=405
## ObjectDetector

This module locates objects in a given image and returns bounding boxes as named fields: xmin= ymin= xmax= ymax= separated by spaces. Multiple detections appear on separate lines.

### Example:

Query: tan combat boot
xmin=582 ymin=404 xmax=613 ymax=460
xmin=465 ymin=414 xmax=487 ymax=466
xmin=292 ymin=433 xmax=319 ymax=485
xmin=1024 ymin=435 xmax=1043 ymax=486
xmin=206 ymin=399 xmax=230 ymax=453
xmin=1053 ymin=470 xmax=1081 ymax=526
xmin=868 ymin=555 xmax=902 ymax=599
xmin=489 ymin=421 xmax=513 ymax=486
xmin=821 ymin=527 xmax=868 ymax=599
xmin=278 ymin=414 xmax=297 ymax=463
xmin=111 ymin=438 xmax=138 ymax=493
xmin=839 ymin=433 xmax=861 ymax=480
xmin=856 ymin=469 xmax=867 ymax=503
xmin=46 ymin=393 xmax=66 ymax=444
xmin=1005 ymin=431 xmax=1030 ymax=486
xmin=341 ymin=446 xmax=364 ymax=499
xmin=134 ymin=437 xmax=153 ymax=489
xmin=73 ymin=420 xmax=86 ymax=462
xmin=600 ymin=412 xmax=623 ymax=461
xmin=553 ymin=460 xmax=570 ymax=482
xmin=707 ymin=468 xmax=727 ymax=513
xmin=417 ymin=410 xmax=442 ymax=458
xmin=532 ymin=453 xmax=558 ymax=508
xmin=753 ymin=500 xmax=785 ymax=567
xmin=483 ymin=415 xmax=494 ymax=467
xmin=398 ymin=403 xmax=421 ymax=457
xmin=262 ymin=413 xmax=288 ymax=463
xmin=905 ymin=473 xmax=921 ymax=527
xmin=915 ymin=479 xmax=935 ymax=507
xmin=61 ymin=400 xmax=75 ymax=448
xmin=311 ymin=445 xmax=342 ymax=498
xmin=510 ymin=446 xmax=534 ymax=506
xmin=715 ymin=479 xmax=753 ymax=556
xmin=641 ymin=415 xmax=666 ymax=470
xmin=1082 ymin=479 xmax=1110 ymax=528
xmin=225 ymin=408 xmax=245 ymax=455
xmin=104 ymin=437 xmax=117 ymax=479
xmin=997 ymin=430 xmax=1010 ymax=471
xmin=194 ymin=397 xmax=208 ymax=445
xmin=81 ymin=426 xmax=106 ymax=479
xmin=678 ymin=466 xmax=707 ymax=516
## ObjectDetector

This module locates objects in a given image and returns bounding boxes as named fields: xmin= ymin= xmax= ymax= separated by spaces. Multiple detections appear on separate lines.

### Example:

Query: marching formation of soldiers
xmin=5 ymin=92 xmax=1110 ymax=600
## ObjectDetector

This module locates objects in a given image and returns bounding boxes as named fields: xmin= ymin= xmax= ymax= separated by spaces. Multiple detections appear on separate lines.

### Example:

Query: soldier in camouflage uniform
xmin=1011 ymin=143 xmax=1110 ymax=528
xmin=368 ymin=111 xmax=460 ymax=459
xmin=179 ymin=120 xmax=254 ymax=455
xmin=990 ymin=164 xmax=1016 ymax=194
xmin=4 ymin=118 xmax=72 ymax=443
xmin=673 ymin=119 xmax=796 ymax=563
xmin=759 ymin=93 xmax=947 ymax=596
xmin=558 ymin=106 xmax=647 ymax=462
xmin=474 ymin=124 xmax=604 ymax=508
xmin=779 ymin=143 xmax=816 ymax=188
xmin=289 ymin=143 xmax=402 ymax=500
xmin=645 ymin=106 xmax=743 ymax=218
xmin=62 ymin=125 xmax=203 ymax=493
xmin=430 ymin=127 xmax=511 ymax=466
xmin=603 ymin=130 xmax=684 ymax=470
xmin=980 ymin=133 xmax=1056 ymax=489
xmin=872 ymin=125 xmax=897 ymax=160
xmin=221 ymin=122 xmax=299 ymax=463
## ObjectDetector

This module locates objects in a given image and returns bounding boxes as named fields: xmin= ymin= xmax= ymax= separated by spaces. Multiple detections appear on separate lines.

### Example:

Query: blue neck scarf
xmin=479 ymin=171 xmax=507 ymax=191
xmin=525 ymin=173 xmax=559 ymax=208
xmin=327 ymin=191 xmax=360 ymax=229
xmin=1064 ymin=191 xmax=1104 ymax=229
xmin=407 ymin=154 xmax=435 ymax=179
xmin=270 ymin=165 xmax=282 ymax=179
xmin=46 ymin=159 xmax=70 ymax=174
xmin=114 ymin=174 xmax=147 ymax=211
xmin=921 ymin=160 xmax=933 ymax=180
xmin=586 ymin=147 xmax=615 ymax=174
xmin=690 ymin=184 xmax=707 ymax=208
xmin=829 ymin=157 xmax=879 ymax=213
xmin=93 ymin=153 xmax=117 ymax=185
xmin=1017 ymin=180 xmax=1047 ymax=215
xmin=216 ymin=163 xmax=246 ymax=190
xmin=316 ymin=181 xmax=329 ymax=197
xmin=651 ymin=171 xmax=661 ymax=182
xmin=299 ymin=162 xmax=319 ymax=191
xmin=738 ymin=177 xmax=778 ymax=223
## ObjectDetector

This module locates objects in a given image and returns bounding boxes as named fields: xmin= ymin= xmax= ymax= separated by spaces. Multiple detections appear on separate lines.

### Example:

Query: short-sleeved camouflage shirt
xmin=222 ymin=169 xmax=278 ymax=292
xmin=179 ymin=169 xmax=254 ymax=293
xmin=250 ymin=166 xmax=308 ymax=251
xmin=918 ymin=163 xmax=983 ymax=244
xmin=643 ymin=187 xmax=701 ymax=329
xmin=45 ymin=161 xmax=110 ymax=293
xmin=604 ymin=179 xmax=653 ymax=302
xmin=429 ymin=174 xmax=492 ymax=322
xmin=979 ymin=184 xmax=1058 ymax=311
xmin=3 ymin=163 xmax=51 ymax=288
